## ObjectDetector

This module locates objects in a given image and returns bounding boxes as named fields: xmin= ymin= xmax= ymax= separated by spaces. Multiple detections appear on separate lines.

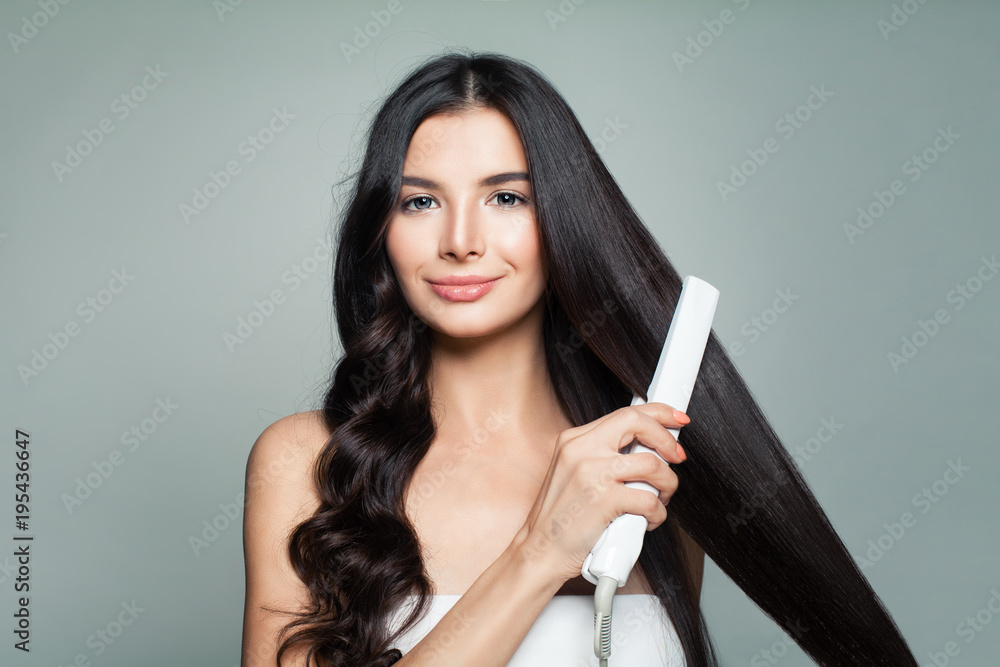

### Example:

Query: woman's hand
xmin=512 ymin=401 xmax=690 ymax=585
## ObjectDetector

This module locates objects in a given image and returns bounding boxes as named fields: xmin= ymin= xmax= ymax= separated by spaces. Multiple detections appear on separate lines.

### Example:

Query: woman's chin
xmin=425 ymin=319 xmax=511 ymax=343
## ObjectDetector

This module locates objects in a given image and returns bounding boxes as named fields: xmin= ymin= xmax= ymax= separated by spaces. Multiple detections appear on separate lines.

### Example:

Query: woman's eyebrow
xmin=400 ymin=171 xmax=530 ymax=189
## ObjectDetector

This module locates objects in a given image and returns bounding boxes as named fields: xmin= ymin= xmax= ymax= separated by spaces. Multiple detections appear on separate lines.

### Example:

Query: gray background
xmin=2 ymin=0 xmax=998 ymax=665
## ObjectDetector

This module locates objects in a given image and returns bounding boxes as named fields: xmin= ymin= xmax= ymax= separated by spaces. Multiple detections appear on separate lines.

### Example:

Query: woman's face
xmin=385 ymin=107 xmax=547 ymax=341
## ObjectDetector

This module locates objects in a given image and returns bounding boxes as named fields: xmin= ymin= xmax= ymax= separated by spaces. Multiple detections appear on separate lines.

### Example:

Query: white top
xmin=388 ymin=593 xmax=687 ymax=665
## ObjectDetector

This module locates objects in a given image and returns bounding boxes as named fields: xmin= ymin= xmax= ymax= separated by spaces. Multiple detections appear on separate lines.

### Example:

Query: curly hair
xmin=270 ymin=50 xmax=918 ymax=666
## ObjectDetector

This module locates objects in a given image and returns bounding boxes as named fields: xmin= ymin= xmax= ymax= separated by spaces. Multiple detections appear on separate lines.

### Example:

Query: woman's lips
xmin=428 ymin=278 xmax=501 ymax=301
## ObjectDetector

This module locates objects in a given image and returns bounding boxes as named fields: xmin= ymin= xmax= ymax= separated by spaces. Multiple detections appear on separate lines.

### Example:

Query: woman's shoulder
xmin=245 ymin=410 xmax=333 ymax=509
xmin=249 ymin=410 xmax=331 ymax=464
xmin=242 ymin=410 xmax=333 ymax=663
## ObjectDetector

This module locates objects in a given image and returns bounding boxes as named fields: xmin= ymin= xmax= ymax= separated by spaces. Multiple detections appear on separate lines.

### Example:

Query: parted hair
xmin=269 ymin=49 xmax=918 ymax=666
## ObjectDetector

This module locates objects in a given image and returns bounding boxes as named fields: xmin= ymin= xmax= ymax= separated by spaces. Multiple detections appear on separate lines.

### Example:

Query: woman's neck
xmin=426 ymin=299 xmax=572 ymax=454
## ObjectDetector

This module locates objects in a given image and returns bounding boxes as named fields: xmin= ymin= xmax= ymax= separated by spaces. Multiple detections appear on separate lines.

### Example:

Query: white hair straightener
xmin=581 ymin=275 xmax=719 ymax=666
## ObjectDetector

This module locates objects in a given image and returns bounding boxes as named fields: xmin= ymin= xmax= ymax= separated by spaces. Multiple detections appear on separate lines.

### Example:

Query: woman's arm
xmin=241 ymin=412 xmax=570 ymax=667
xmin=240 ymin=411 xmax=565 ymax=667
xmin=398 ymin=514 xmax=705 ymax=665
xmin=395 ymin=526 xmax=564 ymax=666
xmin=241 ymin=412 xmax=327 ymax=667
xmin=242 ymin=404 xmax=687 ymax=666
xmin=398 ymin=403 xmax=689 ymax=665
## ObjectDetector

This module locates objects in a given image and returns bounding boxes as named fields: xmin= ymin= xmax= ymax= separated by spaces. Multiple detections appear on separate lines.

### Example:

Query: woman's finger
xmin=564 ymin=402 xmax=689 ymax=441
xmin=576 ymin=403 xmax=687 ymax=464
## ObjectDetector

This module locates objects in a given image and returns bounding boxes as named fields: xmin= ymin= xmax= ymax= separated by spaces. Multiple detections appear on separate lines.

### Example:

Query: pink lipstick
xmin=428 ymin=275 xmax=502 ymax=302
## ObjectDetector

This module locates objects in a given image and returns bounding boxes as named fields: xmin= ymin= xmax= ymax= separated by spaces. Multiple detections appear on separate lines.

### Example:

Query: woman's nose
xmin=439 ymin=198 xmax=486 ymax=259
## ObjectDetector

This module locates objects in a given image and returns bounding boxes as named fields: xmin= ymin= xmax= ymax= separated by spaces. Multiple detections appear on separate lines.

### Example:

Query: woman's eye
xmin=402 ymin=196 xmax=435 ymax=211
xmin=401 ymin=192 xmax=528 ymax=212
xmin=493 ymin=192 xmax=526 ymax=207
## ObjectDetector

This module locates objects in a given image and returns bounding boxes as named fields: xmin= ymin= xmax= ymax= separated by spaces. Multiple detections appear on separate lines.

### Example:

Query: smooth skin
xmin=241 ymin=107 xmax=704 ymax=666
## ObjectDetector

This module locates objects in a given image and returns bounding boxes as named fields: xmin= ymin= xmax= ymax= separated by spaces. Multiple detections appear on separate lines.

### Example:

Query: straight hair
xmin=272 ymin=50 xmax=919 ymax=666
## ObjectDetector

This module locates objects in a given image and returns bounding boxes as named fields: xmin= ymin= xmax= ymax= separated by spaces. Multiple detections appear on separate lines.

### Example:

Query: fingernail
xmin=677 ymin=444 xmax=687 ymax=460
xmin=673 ymin=409 xmax=690 ymax=424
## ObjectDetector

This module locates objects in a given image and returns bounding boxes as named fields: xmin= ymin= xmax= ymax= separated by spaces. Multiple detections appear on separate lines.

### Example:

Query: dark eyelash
xmin=399 ymin=191 xmax=531 ymax=211
xmin=400 ymin=195 xmax=434 ymax=211
xmin=494 ymin=191 xmax=530 ymax=206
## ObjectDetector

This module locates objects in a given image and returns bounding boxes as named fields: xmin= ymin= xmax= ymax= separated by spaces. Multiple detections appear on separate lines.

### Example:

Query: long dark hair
xmin=273 ymin=50 xmax=918 ymax=666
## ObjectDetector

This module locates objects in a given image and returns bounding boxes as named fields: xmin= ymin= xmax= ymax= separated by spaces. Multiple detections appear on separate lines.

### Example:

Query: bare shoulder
xmin=245 ymin=410 xmax=332 ymax=496
xmin=243 ymin=409 xmax=333 ymax=563
xmin=242 ymin=410 xmax=333 ymax=666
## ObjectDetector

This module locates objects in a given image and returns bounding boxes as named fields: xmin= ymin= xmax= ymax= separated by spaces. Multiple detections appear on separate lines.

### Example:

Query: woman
xmin=242 ymin=51 xmax=918 ymax=666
